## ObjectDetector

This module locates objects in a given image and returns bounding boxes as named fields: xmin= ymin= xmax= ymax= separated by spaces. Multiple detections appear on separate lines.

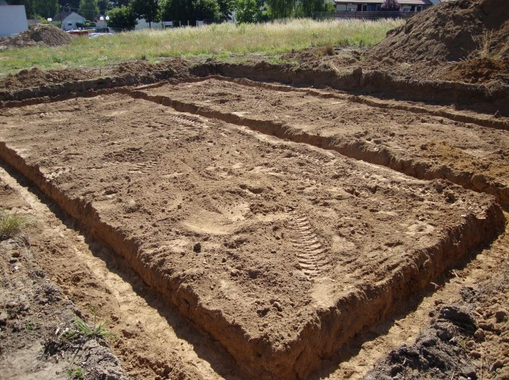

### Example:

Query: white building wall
xmin=0 ymin=5 xmax=28 ymax=37
xmin=135 ymin=18 xmax=163 ymax=30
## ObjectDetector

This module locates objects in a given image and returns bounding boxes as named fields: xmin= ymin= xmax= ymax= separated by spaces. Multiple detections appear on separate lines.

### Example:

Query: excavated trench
xmin=0 ymin=79 xmax=506 ymax=379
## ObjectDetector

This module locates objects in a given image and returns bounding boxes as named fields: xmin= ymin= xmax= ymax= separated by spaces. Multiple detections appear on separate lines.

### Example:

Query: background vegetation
xmin=4 ymin=0 xmax=333 ymax=25
xmin=0 ymin=18 xmax=403 ymax=74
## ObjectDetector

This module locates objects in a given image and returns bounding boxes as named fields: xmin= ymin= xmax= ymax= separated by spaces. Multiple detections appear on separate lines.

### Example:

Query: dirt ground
xmin=0 ymin=61 xmax=507 ymax=379
xmin=137 ymin=78 xmax=509 ymax=205
xmin=0 ymin=181 xmax=128 ymax=380
xmin=1 ymin=6 xmax=508 ymax=373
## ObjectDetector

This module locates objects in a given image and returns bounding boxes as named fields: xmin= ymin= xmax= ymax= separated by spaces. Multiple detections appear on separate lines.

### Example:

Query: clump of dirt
xmin=366 ymin=241 xmax=509 ymax=380
xmin=443 ymin=57 xmax=509 ymax=83
xmin=368 ymin=0 xmax=509 ymax=64
xmin=0 ymin=24 xmax=72 ymax=50
xmin=0 ymin=67 xmax=92 ymax=89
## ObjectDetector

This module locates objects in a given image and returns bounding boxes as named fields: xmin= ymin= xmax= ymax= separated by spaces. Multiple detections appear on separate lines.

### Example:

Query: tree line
xmin=6 ymin=0 xmax=333 ymax=28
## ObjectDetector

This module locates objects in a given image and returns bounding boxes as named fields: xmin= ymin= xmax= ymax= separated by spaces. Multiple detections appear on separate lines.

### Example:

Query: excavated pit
xmin=133 ymin=78 xmax=509 ymax=206
xmin=0 ymin=91 xmax=504 ymax=379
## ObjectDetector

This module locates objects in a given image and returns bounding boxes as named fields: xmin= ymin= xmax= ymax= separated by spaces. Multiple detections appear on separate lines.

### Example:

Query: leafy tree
xmin=266 ymin=0 xmax=295 ymax=19
xmin=160 ymin=0 xmax=193 ymax=23
xmin=58 ymin=0 xmax=80 ymax=13
xmin=8 ymin=0 xmax=60 ymax=18
xmin=107 ymin=5 xmax=137 ymax=30
xmin=193 ymin=0 xmax=220 ymax=22
xmin=160 ymin=0 xmax=219 ymax=24
xmin=131 ymin=0 xmax=161 ymax=26
xmin=217 ymin=0 xmax=234 ymax=21
xmin=79 ymin=0 xmax=99 ymax=20
xmin=381 ymin=0 xmax=400 ymax=11
xmin=234 ymin=0 xmax=258 ymax=23
xmin=97 ymin=0 xmax=113 ymax=13
xmin=300 ymin=0 xmax=325 ymax=17
xmin=37 ymin=0 xmax=60 ymax=17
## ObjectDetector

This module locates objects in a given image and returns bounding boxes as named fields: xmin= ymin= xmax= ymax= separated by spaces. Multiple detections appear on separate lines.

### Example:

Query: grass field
xmin=0 ymin=18 xmax=403 ymax=75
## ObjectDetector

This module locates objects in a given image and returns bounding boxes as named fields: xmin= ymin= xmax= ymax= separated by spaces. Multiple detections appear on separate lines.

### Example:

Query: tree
xmin=300 ymin=0 xmax=325 ymax=17
xmin=107 ymin=5 xmax=137 ymax=30
xmin=97 ymin=0 xmax=113 ymax=13
xmin=8 ymin=0 xmax=60 ymax=18
xmin=79 ymin=0 xmax=99 ymax=20
xmin=36 ymin=0 xmax=60 ymax=17
xmin=131 ymin=0 xmax=161 ymax=27
xmin=160 ymin=0 xmax=220 ymax=24
xmin=266 ymin=0 xmax=295 ymax=19
xmin=234 ymin=0 xmax=258 ymax=23
xmin=58 ymin=0 xmax=80 ymax=13
xmin=193 ymin=0 xmax=220 ymax=22
xmin=160 ymin=0 xmax=193 ymax=23
xmin=217 ymin=0 xmax=234 ymax=21
xmin=381 ymin=0 xmax=400 ymax=11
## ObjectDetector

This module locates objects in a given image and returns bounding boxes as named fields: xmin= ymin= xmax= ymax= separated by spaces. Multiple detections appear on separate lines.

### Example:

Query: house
xmin=53 ymin=11 xmax=86 ymax=31
xmin=0 ymin=3 xmax=29 ymax=37
xmin=335 ymin=0 xmax=434 ymax=18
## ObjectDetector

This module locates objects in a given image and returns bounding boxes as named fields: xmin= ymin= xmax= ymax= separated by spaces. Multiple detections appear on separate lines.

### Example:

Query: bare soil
xmin=0 ymin=181 xmax=128 ymax=380
xmin=136 ymin=77 xmax=509 ymax=205
xmin=0 ymin=75 xmax=507 ymax=378
xmin=0 ymin=24 xmax=72 ymax=50
xmin=0 ymin=13 xmax=508 ymax=375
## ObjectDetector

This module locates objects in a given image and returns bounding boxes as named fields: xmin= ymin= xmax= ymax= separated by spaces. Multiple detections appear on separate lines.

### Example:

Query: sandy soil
xmin=0 ymin=88 xmax=505 ymax=378
xmin=137 ymin=78 xmax=509 ymax=205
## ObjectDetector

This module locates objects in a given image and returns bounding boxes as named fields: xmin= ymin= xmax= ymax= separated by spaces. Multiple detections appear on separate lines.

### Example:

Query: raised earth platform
xmin=136 ymin=78 xmax=509 ymax=206
xmin=0 ymin=91 xmax=504 ymax=379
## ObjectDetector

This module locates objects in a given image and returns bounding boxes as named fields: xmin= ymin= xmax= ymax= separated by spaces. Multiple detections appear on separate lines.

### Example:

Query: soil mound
xmin=111 ymin=58 xmax=190 ymax=78
xmin=0 ymin=67 xmax=90 ymax=89
xmin=0 ymin=24 xmax=72 ymax=50
xmin=444 ymin=57 xmax=509 ymax=83
xmin=367 ymin=0 xmax=509 ymax=64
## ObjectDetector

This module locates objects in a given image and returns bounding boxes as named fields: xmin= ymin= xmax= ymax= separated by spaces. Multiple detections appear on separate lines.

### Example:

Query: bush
xmin=107 ymin=6 xmax=138 ymax=32
xmin=234 ymin=0 xmax=260 ymax=23
xmin=381 ymin=0 xmax=400 ymax=11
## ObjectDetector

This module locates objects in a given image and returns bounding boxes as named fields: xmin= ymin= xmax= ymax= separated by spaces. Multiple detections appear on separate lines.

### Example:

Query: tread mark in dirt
xmin=288 ymin=212 xmax=330 ymax=280
xmin=165 ymin=113 xmax=205 ymax=128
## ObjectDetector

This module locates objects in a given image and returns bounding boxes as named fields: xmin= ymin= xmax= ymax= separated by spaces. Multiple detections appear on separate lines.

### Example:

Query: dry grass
xmin=0 ymin=18 xmax=403 ymax=74
xmin=0 ymin=209 xmax=29 ymax=240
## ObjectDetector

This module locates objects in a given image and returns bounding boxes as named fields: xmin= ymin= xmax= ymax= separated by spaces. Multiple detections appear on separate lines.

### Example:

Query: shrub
xmin=107 ymin=6 xmax=138 ymax=32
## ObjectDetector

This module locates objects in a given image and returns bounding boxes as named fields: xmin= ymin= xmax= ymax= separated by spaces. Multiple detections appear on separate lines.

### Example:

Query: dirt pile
xmin=366 ymin=244 xmax=509 ymax=380
xmin=0 ymin=67 xmax=92 ymax=89
xmin=111 ymin=58 xmax=190 ymax=78
xmin=0 ymin=24 xmax=72 ymax=50
xmin=368 ymin=0 xmax=509 ymax=64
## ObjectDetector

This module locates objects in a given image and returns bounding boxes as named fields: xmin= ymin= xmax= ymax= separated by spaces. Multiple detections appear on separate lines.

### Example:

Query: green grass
xmin=0 ymin=209 xmax=29 ymax=240
xmin=0 ymin=18 xmax=403 ymax=75
xmin=62 ymin=316 xmax=113 ymax=341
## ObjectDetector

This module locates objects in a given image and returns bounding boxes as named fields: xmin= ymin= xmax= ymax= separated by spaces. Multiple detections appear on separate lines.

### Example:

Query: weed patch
xmin=0 ymin=209 xmax=29 ymax=240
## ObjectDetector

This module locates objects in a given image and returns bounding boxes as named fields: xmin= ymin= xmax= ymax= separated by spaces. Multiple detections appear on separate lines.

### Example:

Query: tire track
xmin=288 ymin=212 xmax=330 ymax=280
